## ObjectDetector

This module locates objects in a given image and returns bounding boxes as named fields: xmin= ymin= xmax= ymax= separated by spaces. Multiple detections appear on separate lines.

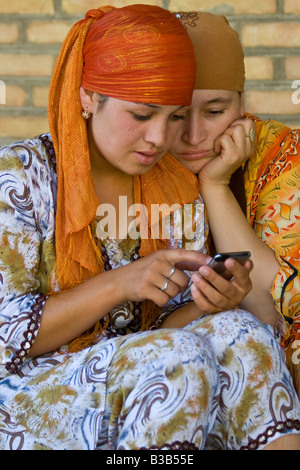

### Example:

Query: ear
xmin=240 ymin=92 xmax=246 ymax=116
xmin=79 ymin=87 xmax=95 ymax=113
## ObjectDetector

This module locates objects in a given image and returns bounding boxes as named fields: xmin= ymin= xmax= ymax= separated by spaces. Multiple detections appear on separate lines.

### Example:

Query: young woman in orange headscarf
xmin=0 ymin=5 xmax=299 ymax=450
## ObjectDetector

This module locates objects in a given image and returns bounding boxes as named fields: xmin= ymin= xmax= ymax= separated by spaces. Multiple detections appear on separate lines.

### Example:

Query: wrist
xmin=198 ymin=179 xmax=232 ymax=199
xmin=198 ymin=172 xmax=231 ymax=188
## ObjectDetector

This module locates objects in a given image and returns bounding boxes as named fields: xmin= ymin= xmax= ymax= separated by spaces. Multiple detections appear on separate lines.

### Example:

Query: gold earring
xmin=82 ymin=110 xmax=91 ymax=120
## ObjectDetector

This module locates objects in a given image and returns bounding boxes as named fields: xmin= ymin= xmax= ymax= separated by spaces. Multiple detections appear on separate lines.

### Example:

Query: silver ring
xmin=167 ymin=267 xmax=176 ymax=280
xmin=246 ymin=128 xmax=255 ymax=143
xmin=160 ymin=279 xmax=169 ymax=292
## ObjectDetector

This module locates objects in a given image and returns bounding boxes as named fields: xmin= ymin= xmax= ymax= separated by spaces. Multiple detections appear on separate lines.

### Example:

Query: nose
xmin=144 ymin=119 xmax=168 ymax=149
xmin=183 ymin=114 xmax=206 ymax=147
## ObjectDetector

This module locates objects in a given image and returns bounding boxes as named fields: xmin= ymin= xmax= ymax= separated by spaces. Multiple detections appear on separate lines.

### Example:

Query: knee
xmin=142 ymin=328 xmax=217 ymax=371
xmin=195 ymin=308 xmax=278 ymax=345
xmin=112 ymin=328 xmax=218 ymax=385
xmin=189 ymin=309 xmax=284 ymax=367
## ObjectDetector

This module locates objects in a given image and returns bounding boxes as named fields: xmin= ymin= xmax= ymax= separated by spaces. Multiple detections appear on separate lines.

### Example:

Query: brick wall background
xmin=0 ymin=0 xmax=299 ymax=146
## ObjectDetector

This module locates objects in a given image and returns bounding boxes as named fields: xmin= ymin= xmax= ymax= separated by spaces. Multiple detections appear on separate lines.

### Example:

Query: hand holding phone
xmin=183 ymin=251 xmax=251 ymax=300
xmin=208 ymin=251 xmax=251 ymax=279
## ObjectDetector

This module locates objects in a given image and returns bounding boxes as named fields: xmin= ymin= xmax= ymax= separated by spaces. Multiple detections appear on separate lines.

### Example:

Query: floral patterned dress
xmin=244 ymin=116 xmax=300 ymax=394
xmin=0 ymin=135 xmax=299 ymax=450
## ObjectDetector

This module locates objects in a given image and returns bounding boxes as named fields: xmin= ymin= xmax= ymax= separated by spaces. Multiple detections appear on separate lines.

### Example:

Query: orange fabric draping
xmin=47 ymin=5 xmax=198 ymax=350
xmin=48 ymin=5 xmax=196 ymax=293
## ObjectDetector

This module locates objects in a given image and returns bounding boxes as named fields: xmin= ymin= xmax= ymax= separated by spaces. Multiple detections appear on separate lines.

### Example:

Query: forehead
xmin=193 ymin=89 xmax=239 ymax=105
xmin=113 ymin=98 xmax=188 ymax=114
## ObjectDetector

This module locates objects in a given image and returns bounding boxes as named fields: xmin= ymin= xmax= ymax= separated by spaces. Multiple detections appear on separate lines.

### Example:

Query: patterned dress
xmin=244 ymin=116 xmax=300 ymax=395
xmin=0 ymin=135 xmax=299 ymax=450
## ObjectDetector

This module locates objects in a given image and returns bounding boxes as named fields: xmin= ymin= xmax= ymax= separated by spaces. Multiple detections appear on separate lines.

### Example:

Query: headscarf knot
xmin=85 ymin=6 xmax=115 ymax=21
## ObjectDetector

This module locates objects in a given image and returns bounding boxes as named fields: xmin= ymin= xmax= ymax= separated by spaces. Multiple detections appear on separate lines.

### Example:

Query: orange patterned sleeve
xmin=244 ymin=117 xmax=300 ymax=390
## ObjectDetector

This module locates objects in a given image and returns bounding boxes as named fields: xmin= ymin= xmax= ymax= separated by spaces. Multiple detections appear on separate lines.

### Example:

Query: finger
xmin=191 ymin=271 xmax=235 ymax=306
xmin=157 ymin=269 xmax=189 ymax=298
xmin=215 ymin=131 xmax=245 ymax=159
xmin=224 ymin=258 xmax=253 ymax=285
xmin=229 ymin=117 xmax=255 ymax=133
xmin=224 ymin=120 xmax=255 ymax=144
xmin=190 ymin=283 xmax=223 ymax=313
xmin=220 ymin=259 xmax=252 ymax=299
xmin=197 ymin=262 xmax=251 ymax=302
xmin=243 ymin=259 xmax=254 ymax=273
xmin=216 ymin=123 xmax=250 ymax=149
xmin=220 ymin=129 xmax=253 ymax=164
xmin=224 ymin=124 xmax=249 ymax=146
xmin=192 ymin=268 xmax=248 ymax=309
xmin=229 ymin=119 xmax=256 ymax=151
xmin=165 ymin=249 xmax=211 ymax=272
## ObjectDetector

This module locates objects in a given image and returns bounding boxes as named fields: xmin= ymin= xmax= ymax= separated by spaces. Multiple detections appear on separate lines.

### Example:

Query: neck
xmin=87 ymin=121 xmax=117 ymax=177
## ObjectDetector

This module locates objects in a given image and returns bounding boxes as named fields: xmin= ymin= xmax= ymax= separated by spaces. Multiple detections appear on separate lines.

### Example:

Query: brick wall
xmin=0 ymin=0 xmax=299 ymax=146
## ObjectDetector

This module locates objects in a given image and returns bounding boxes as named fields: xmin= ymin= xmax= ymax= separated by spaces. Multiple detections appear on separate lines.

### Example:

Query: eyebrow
xmin=135 ymin=103 xmax=186 ymax=112
xmin=204 ymin=97 xmax=233 ymax=105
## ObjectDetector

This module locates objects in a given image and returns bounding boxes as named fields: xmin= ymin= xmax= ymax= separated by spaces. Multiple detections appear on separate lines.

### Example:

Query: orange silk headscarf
xmin=82 ymin=5 xmax=196 ymax=104
xmin=48 ymin=5 xmax=197 ymax=296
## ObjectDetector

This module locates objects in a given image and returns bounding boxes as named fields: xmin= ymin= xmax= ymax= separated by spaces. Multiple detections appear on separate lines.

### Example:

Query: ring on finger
xmin=160 ymin=279 xmax=169 ymax=292
xmin=167 ymin=266 xmax=176 ymax=280
xmin=246 ymin=127 xmax=255 ymax=143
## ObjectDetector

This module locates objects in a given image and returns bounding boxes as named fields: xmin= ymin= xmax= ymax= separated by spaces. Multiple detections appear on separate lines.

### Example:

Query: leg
xmin=0 ymin=328 xmax=219 ymax=450
xmin=186 ymin=310 xmax=300 ymax=450
xmin=264 ymin=434 xmax=300 ymax=450
xmin=103 ymin=328 xmax=219 ymax=450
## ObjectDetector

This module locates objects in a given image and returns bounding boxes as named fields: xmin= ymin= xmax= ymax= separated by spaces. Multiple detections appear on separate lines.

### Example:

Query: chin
xmin=182 ymin=162 xmax=203 ymax=175
xmin=130 ymin=165 xmax=156 ymax=176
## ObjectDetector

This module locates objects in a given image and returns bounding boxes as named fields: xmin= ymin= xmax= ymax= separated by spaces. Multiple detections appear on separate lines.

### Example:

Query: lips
xmin=134 ymin=150 xmax=161 ymax=166
xmin=180 ymin=149 xmax=212 ymax=160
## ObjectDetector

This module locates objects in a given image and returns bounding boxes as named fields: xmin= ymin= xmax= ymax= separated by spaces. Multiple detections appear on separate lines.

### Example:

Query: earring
xmin=82 ymin=110 xmax=91 ymax=120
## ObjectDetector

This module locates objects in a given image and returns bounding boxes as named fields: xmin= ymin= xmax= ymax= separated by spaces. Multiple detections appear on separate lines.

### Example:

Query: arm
xmin=30 ymin=248 xmax=218 ymax=356
xmin=0 ymin=142 xmax=55 ymax=373
xmin=197 ymin=119 xmax=281 ymax=326
xmin=199 ymin=183 xmax=280 ymax=325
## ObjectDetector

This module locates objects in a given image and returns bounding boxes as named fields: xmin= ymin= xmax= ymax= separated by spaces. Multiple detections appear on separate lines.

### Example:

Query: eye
xmin=207 ymin=109 xmax=225 ymax=116
xmin=170 ymin=114 xmax=186 ymax=121
xmin=132 ymin=113 xmax=151 ymax=121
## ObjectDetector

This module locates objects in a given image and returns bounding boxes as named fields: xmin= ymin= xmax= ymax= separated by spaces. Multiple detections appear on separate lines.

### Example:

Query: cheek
xmin=223 ymin=108 xmax=242 ymax=128
xmin=167 ymin=121 xmax=185 ymax=144
xmin=211 ymin=115 xmax=236 ymax=140
xmin=122 ymin=119 xmax=145 ymax=141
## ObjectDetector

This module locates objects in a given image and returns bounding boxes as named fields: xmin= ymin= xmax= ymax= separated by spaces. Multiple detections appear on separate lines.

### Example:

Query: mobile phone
xmin=208 ymin=251 xmax=251 ymax=278
xmin=182 ymin=251 xmax=251 ymax=300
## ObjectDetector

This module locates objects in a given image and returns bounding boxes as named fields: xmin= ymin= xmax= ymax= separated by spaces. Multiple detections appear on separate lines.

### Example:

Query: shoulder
xmin=0 ymin=133 xmax=56 ymax=191
xmin=0 ymin=133 xmax=57 ymax=214
xmin=245 ymin=115 xmax=300 ymax=176
xmin=248 ymin=114 xmax=299 ymax=153
xmin=0 ymin=133 xmax=56 ymax=174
